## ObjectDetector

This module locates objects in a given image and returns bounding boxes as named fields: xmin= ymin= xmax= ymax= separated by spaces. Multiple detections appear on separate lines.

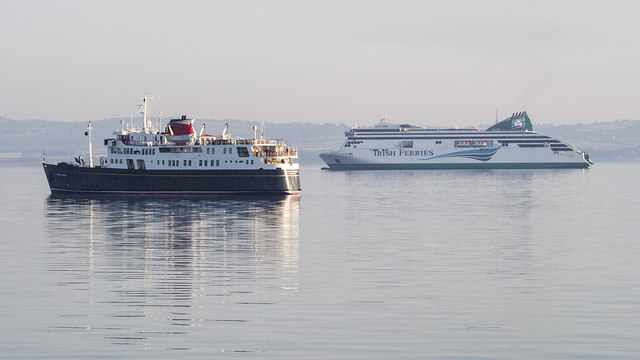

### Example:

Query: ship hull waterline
xmin=319 ymin=160 xmax=590 ymax=170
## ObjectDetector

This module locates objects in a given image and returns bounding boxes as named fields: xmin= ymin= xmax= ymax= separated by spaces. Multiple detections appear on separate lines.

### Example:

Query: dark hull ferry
xmin=43 ymin=95 xmax=301 ymax=195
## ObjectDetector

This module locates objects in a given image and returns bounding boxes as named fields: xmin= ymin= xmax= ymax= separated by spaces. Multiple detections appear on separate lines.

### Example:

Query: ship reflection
xmin=44 ymin=194 xmax=300 ymax=339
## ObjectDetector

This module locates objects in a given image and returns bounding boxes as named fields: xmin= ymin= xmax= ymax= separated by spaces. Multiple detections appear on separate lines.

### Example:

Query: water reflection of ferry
xmin=44 ymin=194 xmax=300 ymax=306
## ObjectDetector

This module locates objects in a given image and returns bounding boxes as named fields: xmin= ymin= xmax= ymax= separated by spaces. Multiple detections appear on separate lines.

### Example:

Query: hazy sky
xmin=1 ymin=0 xmax=639 ymax=126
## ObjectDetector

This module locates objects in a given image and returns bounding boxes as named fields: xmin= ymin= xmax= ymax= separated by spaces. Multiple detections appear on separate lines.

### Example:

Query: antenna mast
xmin=86 ymin=121 xmax=93 ymax=167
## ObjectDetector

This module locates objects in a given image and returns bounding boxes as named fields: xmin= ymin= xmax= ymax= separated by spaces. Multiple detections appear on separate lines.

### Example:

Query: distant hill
xmin=0 ymin=117 xmax=347 ymax=165
xmin=1 ymin=116 xmax=639 ymax=163
xmin=535 ymin=120 xmax=640 ymax=162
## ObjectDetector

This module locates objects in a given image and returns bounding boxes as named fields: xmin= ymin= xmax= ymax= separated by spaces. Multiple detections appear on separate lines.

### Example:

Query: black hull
xmin=43 ymin=163 xmax=301 ymax=195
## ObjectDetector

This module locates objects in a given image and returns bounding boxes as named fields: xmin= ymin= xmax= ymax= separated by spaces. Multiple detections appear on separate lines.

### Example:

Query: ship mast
xmin=140 ymin=93 xmax=151 ymax=133
xmin=86 ymin=121 xmax=93 ymax=167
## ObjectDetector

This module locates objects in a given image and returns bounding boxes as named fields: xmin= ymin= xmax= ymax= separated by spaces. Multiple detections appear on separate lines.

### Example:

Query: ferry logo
xmin=512 ymin=119 xmax=524 ymax=129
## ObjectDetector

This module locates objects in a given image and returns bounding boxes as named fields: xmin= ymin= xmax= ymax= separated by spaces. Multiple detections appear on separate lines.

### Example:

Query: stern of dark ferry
xmin=284 ymin=168 xmax=301 ymax=194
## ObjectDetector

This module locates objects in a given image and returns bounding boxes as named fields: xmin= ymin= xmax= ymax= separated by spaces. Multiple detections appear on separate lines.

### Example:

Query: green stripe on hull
xmin=326 ymin=162 xmax=591 ymax=170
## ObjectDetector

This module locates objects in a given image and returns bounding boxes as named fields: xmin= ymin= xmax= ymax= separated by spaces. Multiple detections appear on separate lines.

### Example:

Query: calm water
xmin=1 ymin=162 xmax=639 ymax=359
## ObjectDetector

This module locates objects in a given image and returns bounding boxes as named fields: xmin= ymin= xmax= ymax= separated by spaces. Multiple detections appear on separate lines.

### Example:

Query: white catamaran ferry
xmin=43 ymin=95 xmax=301 ymax=194
xmin=320 ymin=112 xmax=592 ymax=170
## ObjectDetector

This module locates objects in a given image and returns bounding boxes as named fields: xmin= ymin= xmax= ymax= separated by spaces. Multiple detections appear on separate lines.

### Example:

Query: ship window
xmin=229 ymin=147 xmax=233 ymax=154
xmin=211 ymin=148 xmax=215 ymax=155
xmin=251 ymin=160 xmax=254 ymax=165
xmin=199 ymin=160 xmax=202 ymax=166
xmin=455 ymin=140 xmax=471 ymax=148
xmin=435 ymin=141 xmax=442 ymax=144
xmin=204 ymin=160 xmax=208 ymax=166
xmin=216 ymin=160 xmax=220 ymax=166
xmin=207 ymin=148 xmax=210 ymax=154
xmin=162 ymin=160 xmax=165 ymax=165
xmin=223 ymin=148 xmax=227 ymax=154
xmin=471 ymin=140 xmax=492 ymax=147
xmin=237 ymin=147 xmax=249 ymax=157
xmin=183 ymin=160 xmax=187 ymax=166
xmin=188 ymin=160 xmax=192 ymax=166
xmin=400 ymin=141 xmax=413 ymax=148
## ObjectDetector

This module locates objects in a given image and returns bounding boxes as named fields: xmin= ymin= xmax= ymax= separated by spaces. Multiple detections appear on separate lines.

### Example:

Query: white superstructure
xmin=97 ymin=96 xmax=298 ymax=173
xmin=320 ymin=112 xmax=592 ymax=169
